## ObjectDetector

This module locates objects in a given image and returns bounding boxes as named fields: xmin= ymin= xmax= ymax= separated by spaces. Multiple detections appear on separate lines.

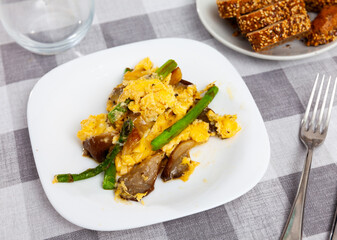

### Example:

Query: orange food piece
xmin=306 ymin=5 xmax=337 ymax=46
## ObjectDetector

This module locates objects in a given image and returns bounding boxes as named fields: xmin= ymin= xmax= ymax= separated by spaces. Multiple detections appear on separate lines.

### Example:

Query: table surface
xmin=1 ymin=1 xmax=337 ymax=240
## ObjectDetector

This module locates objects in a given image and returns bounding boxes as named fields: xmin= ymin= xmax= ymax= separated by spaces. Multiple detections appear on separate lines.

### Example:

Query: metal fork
xmin=280 ymin=74 xmax=337 ymax=240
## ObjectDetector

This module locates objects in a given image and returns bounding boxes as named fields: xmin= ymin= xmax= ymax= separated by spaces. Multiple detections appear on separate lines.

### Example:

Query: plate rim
xmin=27 ymin=37 xmax=271 ymax=231
xmin=196 ymin=0 xmax=337 ymax=61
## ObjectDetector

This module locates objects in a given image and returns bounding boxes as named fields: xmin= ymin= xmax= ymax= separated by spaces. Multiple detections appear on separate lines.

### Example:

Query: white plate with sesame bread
xmin=27 ymin=38 xmax=270 ymax=231
xmin=196 ymin=0 xmax=337 ymax=60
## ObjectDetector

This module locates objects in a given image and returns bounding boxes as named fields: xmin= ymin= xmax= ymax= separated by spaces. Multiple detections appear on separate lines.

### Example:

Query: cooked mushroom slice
xmin=110 ymin=86 xmax=124 ymax=104
xmin=118 ymin=152 xmax=165 ymax=201
xmin=161 ymin=140 xmax=197 ymax=182
xmin=179 ymin=79 xmax=193 ymax=86
xmin=121 ymin=128 xmax=141 ymax=156
xmin=107 ymin=85 xmax=124 ymax=111
xmin=82 ymin=132 xmax=115 ymax=163
xmin=169 ymin=67 xmax=182 ymax=85
xmin=128 ymin=113 xmax=154 ymax=137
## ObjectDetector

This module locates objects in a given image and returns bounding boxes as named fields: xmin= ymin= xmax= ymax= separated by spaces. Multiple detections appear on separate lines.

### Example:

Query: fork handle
xmin=280 ymin=148 xmax=314 ymax=240
xmin=329 ymin=200 xmax=337 ymax=240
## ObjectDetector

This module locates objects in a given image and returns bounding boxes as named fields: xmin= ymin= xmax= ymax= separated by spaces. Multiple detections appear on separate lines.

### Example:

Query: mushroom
xmin=82 ymin=132 xmax=115 ymax=163
xmin=118 ymin=152 xmax=165 ymax=201
xmin=161 ymin=140 xmax=197 ymax=182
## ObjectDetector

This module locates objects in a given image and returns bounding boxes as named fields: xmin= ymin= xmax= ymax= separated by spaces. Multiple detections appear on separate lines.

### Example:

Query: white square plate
xmin=27 ymin=38 xmax=270 ymax=231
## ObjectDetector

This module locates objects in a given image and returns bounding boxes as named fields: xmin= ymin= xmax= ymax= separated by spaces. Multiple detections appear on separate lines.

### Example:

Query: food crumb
xmin=192 ymin=150 xmax=201 ymax=158
xmin=232 ymin=30 xmax=240 ymax=37
xmin=52 ymin=176 xmax=57 ymax=184
xmin=203 ymin=178 xmax=207 ymax=183
xmin=226 ymin=87 xmax=233 ymax=100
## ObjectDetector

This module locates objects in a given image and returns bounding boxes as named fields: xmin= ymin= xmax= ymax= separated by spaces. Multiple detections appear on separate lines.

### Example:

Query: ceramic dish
xmin=27 ymin=38 xmax=270 ymax=231
xmin=196 ymin=0 xmax=337 ymax=61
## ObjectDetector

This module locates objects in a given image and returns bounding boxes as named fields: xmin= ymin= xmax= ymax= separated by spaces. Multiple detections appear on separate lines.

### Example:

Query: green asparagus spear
xmin=156 ymin=59 xmax=178 ymax=79
xmin=54 ymin=119 xmax=133 ymax=183
xmin=117 ymin=118 xmax=134 ymax=143
xmin=107 ymin=98 xmax=131 ymax=124
xmin=151 ymin=86 xmax=219 ymax=151
xmin=102 ymin=119 xmax=133 ymax=189
xmin=102 ymin=161 xmax=116 ymax=189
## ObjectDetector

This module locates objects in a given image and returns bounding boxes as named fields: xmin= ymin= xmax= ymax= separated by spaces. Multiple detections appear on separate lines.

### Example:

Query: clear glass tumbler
xmin=0 ymin=0 xmax=95 ymax=55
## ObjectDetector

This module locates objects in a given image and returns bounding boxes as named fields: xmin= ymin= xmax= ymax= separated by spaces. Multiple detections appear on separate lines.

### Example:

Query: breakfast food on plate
xmin=216 ymin=0 xmax=337 ymax=51
xmin=216 ymin=0 xmax=273 ymax=18
xmin=306 ymin=4 xmax=337 ymax=46
xmin=246 ymin=14 xmax=311 ymax=51
xmin=304 ymin=0 xmax=337 ymax=12
xmin=53 ymin=58 xmax=240 ymax=202
xmin=237 ymin=0 xmax=307 ymax=34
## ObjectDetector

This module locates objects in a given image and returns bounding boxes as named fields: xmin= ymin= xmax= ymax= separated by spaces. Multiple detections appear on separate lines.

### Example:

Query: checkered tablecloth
xmin=1 ymin=0 xmax=337 ymax=239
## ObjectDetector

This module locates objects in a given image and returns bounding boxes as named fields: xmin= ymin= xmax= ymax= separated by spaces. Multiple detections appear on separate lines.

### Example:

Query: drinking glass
xmin=0 ymin=0 xmax=95 ymax=55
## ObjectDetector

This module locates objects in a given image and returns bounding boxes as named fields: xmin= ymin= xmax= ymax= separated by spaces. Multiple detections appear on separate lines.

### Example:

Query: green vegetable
xmin=151 ymin=86 xmax=219 ymax=151
xmin=156 ymin=59 xmax=178 ymax=79
xmin=102 ymin=119 xmax=133 ymax=189
xmin=107 ymin=68 xmax=133 ymax=124
xmin=102 ymin=160 xmax=117 ymax=190
xmin=107 ymin=98 xmax=131 ymax=124
xmin=124 ymin=68 xmax=132 ymax=73
xmin=54 ymin=119 xmax=133 ymax=183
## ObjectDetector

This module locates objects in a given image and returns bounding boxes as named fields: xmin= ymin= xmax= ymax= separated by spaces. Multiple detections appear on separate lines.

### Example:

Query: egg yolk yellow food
xmin=179 ymin=157 xmax=200 ymax=182
xmin=77 ymin=57 xmax=240 ymax=201
xmin=206 ymin=110 xmax=241 ymax=139
xmin=77 ymin=114 xmax=116 ymax=141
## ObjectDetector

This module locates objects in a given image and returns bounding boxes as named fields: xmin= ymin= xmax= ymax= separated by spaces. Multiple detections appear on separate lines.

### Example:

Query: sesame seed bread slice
xmin=216 ymin=0 xmax=274 ymax=19
xmin=246 ymin=14 xmax=311 ymax=51
xmin=237 ymin=0 xmax=307 ymax=34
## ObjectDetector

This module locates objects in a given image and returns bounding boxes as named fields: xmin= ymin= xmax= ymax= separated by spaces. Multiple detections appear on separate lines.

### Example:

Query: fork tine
xmin=317 ymin=76 xmax=331 ymax=129
xmin=324 ymin=77 xmax=337 ymax=131
xmin=303 ymin=73 xmax=320 ymax=125
xmin=310 ymin=74 xmax=325 ymax=129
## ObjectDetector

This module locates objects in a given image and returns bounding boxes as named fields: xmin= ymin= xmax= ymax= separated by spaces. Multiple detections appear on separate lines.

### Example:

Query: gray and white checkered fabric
xmin=1 ymin=1 xmax=337 ymax=239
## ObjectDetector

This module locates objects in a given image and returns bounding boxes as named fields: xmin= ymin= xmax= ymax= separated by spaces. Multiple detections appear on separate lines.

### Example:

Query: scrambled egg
xmin=179 ymin=157 xmax=200 ymax=182
xmin=115 ymin=114 xmax=210 ymax=175
xmin=123 ymin=58 xmax=155 ymax=82
xmin=77 ymin=114 xmax=115 ymax=141
xmin=207 ymin=110 xmax=241 ymax=139
xmin=78 ymin=57 xmax=240 ymax=181
xmin=161 ymin=119 xmax=210 ymax=156
xmin=119 ymin=79 xmax=176 ymax=122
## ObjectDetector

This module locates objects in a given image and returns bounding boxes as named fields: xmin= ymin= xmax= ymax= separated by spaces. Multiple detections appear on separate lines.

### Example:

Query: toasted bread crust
xmin=216 ymin=0 xmax=273 ymax=18
xmin=237 ymin=0 xmax=307 ymax=34
xmin=246 ymin=14 xmax=311 ymax=51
